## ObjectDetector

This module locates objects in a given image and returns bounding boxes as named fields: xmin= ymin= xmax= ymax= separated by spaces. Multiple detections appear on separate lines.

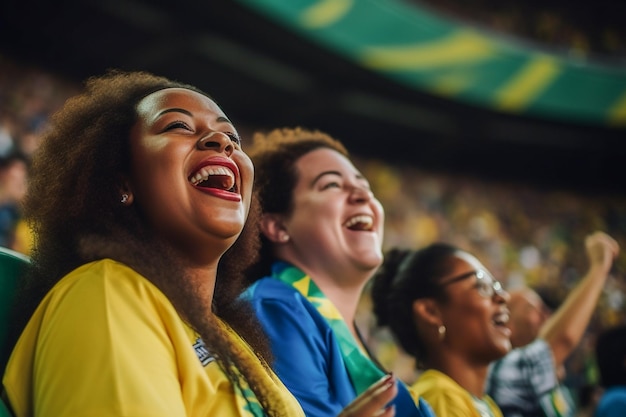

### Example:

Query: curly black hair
xmin=8 ymin=70 xmax=289 ymax=416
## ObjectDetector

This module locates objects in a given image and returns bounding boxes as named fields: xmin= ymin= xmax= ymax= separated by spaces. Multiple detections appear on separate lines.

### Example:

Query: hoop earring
xmin=438 ymin=325 xmax=446 ymax=341
xmin=121 ymin=194 xmax=129 ymax=204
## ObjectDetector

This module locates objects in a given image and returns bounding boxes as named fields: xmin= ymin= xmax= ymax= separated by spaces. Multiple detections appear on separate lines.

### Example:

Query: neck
xmin=286 ymin=260 xmax=369 ymax=333
xmin=183 ymin=264 xmax=218 ymax=303
xmin=431 ymin=354 xmax=489 ymax=398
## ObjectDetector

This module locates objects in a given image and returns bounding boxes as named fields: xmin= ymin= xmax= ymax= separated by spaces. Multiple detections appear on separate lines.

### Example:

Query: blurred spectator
xmin=0 ymin=57 xmax=78 ymax=160
xmin=0 ymin=59 xmax=76 ymax=254
xmin=0 ymin=151 xmax=28 ymax=251
xmin=0 ymin=117 xmax=15 ymax=156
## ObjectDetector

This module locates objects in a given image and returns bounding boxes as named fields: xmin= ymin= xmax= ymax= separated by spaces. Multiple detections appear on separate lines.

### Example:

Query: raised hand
xmin=585 ymin=231 xmax=619 ymax=274
xmin=338 ymin=374 xmax=398 ymax=417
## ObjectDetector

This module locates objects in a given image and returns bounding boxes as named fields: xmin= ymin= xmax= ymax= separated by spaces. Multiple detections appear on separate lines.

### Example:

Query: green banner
xmin=235 ymin=0 xmax=626 ymax=127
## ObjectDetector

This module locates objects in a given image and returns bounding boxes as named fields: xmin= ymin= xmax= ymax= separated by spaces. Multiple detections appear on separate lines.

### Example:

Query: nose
xmin=348 ymin=185 xmax=373 ymax=204
xmin=494 ymin=286 xmax=510 ymax=303
xmin=196 ymin=131 xmax=233 ymax=156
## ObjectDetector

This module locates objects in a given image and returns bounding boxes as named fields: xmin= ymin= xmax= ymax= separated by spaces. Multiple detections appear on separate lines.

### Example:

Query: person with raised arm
xmin=486 ymin=231 xmax=619 ymax=417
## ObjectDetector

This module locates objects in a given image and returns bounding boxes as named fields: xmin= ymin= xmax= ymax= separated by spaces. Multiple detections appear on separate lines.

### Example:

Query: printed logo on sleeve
xmin=193 ymin=337 xmax=215 ymax=366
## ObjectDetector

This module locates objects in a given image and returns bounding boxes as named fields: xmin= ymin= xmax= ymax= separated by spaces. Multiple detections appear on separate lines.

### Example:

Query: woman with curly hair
xmin=0 ymin=69 xmax=300 ymax=417
xmin=242 ymin=127 xmax=434 ymax=417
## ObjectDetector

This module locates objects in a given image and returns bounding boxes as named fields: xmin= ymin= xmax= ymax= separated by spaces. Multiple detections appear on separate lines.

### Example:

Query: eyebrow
xmin=157 ymin=108 xmax=192 ymax=118
xmin=310 ymin=171 xmax=367 ymax=187
xmin=156 ymin=108 xmax=234 ymax=125
xmin=311 ymin=170 xmax=341 ymax=187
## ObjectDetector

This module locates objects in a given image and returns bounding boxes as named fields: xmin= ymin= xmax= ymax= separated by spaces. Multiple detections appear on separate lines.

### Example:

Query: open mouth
xmin=189 ymin=166 xmax=237 ymax=193
xmin=344 ymin=214 xmax=374 ymax=231
xmin=492 ymin=311 xmax=509 ymax=328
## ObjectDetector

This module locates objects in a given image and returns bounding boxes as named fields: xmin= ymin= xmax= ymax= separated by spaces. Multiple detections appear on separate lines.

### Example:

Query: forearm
xmin=540 ymin=232 xmax=619 ymax=366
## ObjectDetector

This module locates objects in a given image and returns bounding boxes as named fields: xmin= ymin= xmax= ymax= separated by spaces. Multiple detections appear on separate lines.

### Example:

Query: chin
xmin=496 ymin=341 xmax=513 ymax=357
xmin=358 ymin=257 xmax=384 ymax=273
xmin=220 ymin=228 xmax=245 ymax=241
xmin=204 ymin=222 xmax=244 ymax=242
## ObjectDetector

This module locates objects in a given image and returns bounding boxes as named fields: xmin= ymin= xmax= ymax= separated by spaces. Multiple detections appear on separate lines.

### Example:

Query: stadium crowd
xmin=412 ymin=0 xmax=626 ymax=61
xmin=1 ymin=56 xmax=625 ymax=414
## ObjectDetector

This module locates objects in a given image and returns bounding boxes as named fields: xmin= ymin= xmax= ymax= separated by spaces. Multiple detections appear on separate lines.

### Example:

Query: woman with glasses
xmin=371 ymin=243 xmax=511 ymax=417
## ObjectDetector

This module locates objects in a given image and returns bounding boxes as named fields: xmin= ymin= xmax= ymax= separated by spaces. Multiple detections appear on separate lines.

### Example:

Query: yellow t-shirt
xmin=411 ymin=369 xmax=503 ymax=417
xmin=3 ymin=259 xmax=303 ymax=417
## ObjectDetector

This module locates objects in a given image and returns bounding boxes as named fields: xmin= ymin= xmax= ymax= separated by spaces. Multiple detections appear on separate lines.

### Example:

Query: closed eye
xmin=226 ymin=132 xmax=242 ymax=146
xmin=165 ymin=121 xmax=192 ymax=131
xmin=321 ymin=181 xmax=341 ymax=190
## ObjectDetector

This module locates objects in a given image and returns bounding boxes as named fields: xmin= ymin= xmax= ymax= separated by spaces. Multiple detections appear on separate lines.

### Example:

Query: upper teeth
xmin=344 ymin=215 xmax=373 ymax=229
xmin=494 ymin=313 xmax=509 ymax=325
xmin=190 ymin=166 xmax=235 ymax=187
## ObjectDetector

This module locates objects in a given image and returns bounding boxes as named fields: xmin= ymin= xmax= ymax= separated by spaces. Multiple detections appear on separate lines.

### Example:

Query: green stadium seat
xmin=0 ymin=246 xmax=29 ymax=417
xmin=0 ymin=399 xmax=12 ymax=417
xmin=0 ymin=246 xmax=29 ymax=369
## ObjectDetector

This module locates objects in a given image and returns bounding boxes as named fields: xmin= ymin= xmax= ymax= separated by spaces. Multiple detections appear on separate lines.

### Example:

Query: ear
xmin=260 ymin=213 xmax=290 ymax=243
xmin=119 ymin=179 xmax=134 ymax=206
xmin=412 ymin=298 xmax=442 ymax=327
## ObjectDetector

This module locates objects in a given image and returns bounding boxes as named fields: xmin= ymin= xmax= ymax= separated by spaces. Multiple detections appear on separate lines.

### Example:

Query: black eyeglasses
xmin=439 ymin=269 xmax=505 ymax=298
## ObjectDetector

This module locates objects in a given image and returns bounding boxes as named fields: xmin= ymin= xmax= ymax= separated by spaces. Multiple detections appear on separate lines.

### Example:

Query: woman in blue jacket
xmin=242 ymin=127 xmax=434 ymax=417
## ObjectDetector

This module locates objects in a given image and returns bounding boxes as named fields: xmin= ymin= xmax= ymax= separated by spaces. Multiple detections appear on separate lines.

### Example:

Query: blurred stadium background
xmin=1 ymin=0 xmax=625 ymax=407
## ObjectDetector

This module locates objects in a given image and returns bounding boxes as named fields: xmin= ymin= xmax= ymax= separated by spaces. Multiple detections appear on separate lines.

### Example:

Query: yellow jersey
xmin=3 ymin=259 xmax=303 ymax=417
